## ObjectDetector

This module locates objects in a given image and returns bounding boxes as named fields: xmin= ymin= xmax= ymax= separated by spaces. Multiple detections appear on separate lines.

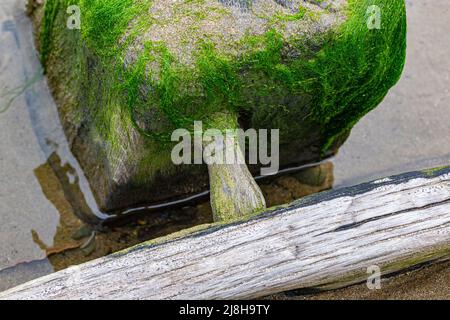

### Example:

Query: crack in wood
xmin=317 ymin=197 xmax=450 ymax=236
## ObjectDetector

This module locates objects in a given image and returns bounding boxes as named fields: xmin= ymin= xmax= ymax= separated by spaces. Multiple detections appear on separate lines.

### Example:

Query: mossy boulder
xmin=29 ymin=0 xmax=406 ymax=214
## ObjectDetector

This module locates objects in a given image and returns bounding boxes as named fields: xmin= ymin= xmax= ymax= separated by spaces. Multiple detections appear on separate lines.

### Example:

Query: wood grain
xmin=1 ymin=167 xmax=450 ymax=300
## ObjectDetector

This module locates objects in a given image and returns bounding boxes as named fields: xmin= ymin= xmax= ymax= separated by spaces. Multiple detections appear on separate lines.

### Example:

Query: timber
xmin=206 ymin=133 xmax=267 ymax=221
xmin=1 ymin=166 xmax=449 ymax=300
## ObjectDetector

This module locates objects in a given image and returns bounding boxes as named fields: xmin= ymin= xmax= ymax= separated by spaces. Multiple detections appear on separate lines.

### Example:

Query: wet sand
xmin=0 ymin=0 xmax=56 ymax=277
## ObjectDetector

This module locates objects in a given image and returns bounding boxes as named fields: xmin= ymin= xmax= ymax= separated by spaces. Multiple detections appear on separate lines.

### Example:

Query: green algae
xmin=39 ymin=0 xmax=407 ymax=184
xmin=310 ymin=0 xmax=407 ymax=153
xmin=422 ymin=166 xmax=450 ymax=177
xmin=40 ymin=0 xmax=60 ymax=65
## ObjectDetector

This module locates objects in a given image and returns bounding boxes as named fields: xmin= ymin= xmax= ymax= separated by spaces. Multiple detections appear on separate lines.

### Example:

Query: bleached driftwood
xmin=1 ymin=167 xmax=450 ymax=300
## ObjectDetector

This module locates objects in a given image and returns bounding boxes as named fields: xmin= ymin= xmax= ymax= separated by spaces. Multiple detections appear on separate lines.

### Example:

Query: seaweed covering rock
xmin=30 ymin=0 xmax=407 ymax=212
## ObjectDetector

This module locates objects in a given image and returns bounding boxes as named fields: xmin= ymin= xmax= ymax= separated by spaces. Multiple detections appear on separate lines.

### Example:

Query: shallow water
xmin=0 ymin=0 xmax=449 ymax=292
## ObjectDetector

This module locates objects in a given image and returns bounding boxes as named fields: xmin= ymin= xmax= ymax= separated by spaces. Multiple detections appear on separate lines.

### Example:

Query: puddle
xmin=1 ymin=0 xmax=449 ymax=292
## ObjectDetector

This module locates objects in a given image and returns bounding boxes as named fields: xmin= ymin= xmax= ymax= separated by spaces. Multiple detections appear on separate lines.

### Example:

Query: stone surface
xmin=31 ymin=0 xmax=406 ymax=211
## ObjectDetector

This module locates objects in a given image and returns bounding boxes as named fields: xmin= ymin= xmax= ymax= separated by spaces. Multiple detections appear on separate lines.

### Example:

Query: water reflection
xmin=35 ymin=151 xmax=98 ymax=224
xmin=32 ymin=151 xmax=94 ymax=256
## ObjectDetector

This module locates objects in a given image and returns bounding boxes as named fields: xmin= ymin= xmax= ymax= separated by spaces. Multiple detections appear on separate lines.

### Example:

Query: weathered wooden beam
xmin=1 ymin=167 xmax=450 ymax=300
